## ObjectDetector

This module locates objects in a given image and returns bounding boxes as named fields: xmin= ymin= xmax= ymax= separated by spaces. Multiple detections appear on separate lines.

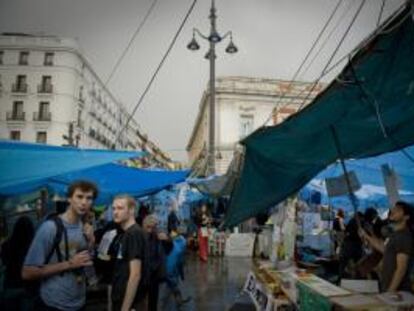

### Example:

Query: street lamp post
xmin=187 ymin=0 xmax=238 ymax=175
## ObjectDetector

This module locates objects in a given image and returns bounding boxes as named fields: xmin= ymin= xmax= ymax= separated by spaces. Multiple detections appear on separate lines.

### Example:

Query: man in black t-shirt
xmin=111 ymin=195 xmax=149 ymax=311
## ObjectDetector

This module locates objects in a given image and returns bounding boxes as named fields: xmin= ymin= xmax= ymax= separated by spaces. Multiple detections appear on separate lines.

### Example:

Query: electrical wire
xmin=264 ymin=0 xmax=357 ymax=121
xmin=300 ymin=0 xmax=357 ymax=83
xmin=297 ymin=0 xmax=367 ymax=110
xmin=260 ymin=0 xmax=402 ymax=128
xmin=322 ymin=2 xmax=409 ymax=78
xmin=260 ymin=0 xmax=344 ymax=127
xmin=115 ymin=0 xmax=198 ymax=143
xmin=105 ymin=0 xmax=159 ymax=85
xmin=377 ymin=0 xmax=386 ymax=27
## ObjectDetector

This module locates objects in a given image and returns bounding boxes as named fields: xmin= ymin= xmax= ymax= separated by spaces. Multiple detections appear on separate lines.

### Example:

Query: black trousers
xmin=148 ymin=281 xmax=160 ymax=311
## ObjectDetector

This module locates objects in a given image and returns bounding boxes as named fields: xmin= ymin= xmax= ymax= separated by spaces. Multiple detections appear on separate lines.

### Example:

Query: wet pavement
xmin=177 ymin=254 xmax=254 ymax=311
xmin=87 ymin=253 xmax=255 ymax=311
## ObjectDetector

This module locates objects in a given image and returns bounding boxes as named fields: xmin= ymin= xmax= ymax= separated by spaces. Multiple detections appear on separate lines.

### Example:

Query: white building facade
xmin=0 ymin=33 xmax=176 ymax=169
xmin=187 ymin=76 xmax=324 ymax=175
xmin=0 ymin=34 xmax=137 ymax=151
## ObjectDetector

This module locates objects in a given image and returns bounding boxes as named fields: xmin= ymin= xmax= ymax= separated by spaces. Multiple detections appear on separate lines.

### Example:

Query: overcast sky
xmin=0 ymin=0 xmax=406 ymax=161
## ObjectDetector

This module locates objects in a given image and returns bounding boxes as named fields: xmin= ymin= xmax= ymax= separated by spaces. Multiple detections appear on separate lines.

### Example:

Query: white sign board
xmin=225 ymin=233 xmax=255 ymax=257
xmin=325 ymin=171 xmax=361 ymax=197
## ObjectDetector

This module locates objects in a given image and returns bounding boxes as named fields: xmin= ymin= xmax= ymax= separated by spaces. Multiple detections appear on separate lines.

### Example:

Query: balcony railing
xmin=38 ymin=84 xmax=53 ymax=93
xmin=7 ymin=111 xmax=25 ymax=121
xmin=33 ymin=111 xmax=51 ymax=121
xmin=12 ymin=83 xmax=28 ymax=93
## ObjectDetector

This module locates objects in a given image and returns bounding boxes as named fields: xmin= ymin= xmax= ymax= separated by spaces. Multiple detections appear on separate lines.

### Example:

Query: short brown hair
xmin=114 ymin=194 xmax=137 ymax=210
xmin=67 ymin=180 xmax=98 ymax=199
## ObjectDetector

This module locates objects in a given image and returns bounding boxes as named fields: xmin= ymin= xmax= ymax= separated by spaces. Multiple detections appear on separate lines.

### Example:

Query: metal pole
xmin=208 ymin=0 xmax=216 ymax=175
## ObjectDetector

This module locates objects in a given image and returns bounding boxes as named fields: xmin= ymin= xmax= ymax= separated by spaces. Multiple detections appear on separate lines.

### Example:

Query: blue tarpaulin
xmin=300 ymin=145 xmax=414 ymax=212
xmin=0 ymin=140 xmax=143 ymax=196
xmin=0 ymin=141 xmax=189 ymax=203
xmin=46 ymin=164 xmax=190 ymax=204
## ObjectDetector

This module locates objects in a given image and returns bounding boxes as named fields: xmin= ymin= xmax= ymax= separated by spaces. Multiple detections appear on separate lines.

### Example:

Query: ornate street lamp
xmin=187 ymin=0 xmax=238 ymax=175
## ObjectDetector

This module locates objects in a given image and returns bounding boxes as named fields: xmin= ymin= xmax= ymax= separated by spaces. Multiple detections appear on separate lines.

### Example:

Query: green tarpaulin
xmin=225 ymin=5 xmax=414 ymax=227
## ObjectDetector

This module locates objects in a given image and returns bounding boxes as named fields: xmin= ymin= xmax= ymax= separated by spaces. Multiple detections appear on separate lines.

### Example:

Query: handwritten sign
xmin=244 ymin=272 xmax=274 ymax=311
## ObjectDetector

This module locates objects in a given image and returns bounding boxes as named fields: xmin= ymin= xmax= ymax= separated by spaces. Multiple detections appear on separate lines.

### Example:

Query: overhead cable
xmin=115 ymin=0 xmax=198 ymax=143
xmin=105 ymin=0 xmax=159 ymax=85
xmin=260 ymin=0 xmax=344 ymax=127
xmin=297 ymin=0 xmax=367 ymax=110
xmin=377 ymin=0 xmax=386 ymax=27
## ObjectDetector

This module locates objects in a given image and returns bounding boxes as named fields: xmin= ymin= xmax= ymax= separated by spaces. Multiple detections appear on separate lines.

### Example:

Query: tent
xmin=225 ymin=5 xmax=414 ymax=227
xmin=0 ymin=140 xmax=143 ymax=196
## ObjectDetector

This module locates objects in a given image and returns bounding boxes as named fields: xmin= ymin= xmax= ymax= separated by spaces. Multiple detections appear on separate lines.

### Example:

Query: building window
xmin=39 ymin=75 xmax=53 ymax=93
xmin=36 ymin=131 xmax=47 ymax=144
xmin=77 ymin=109 xmax=83 ymax=128
xmin=10 ymin=131 xmax=21 ymax=140
xmin=79 ymin=86 xmax=84 ymax=102
xmin=13 ymin=75 xmax=27 ymax=92
xmin=239 ymin=115 xmax=254 ymax=139
xmin=13 ymin=101 xmax=24 ymax=115
xmin=7 ymin=101 xmax=25 ymax=121
xmin=0 ymin=51 xmax=3 ymax=65
xmin=35 ymin=102 xmax=51 ymax=121
xmin=19 ymin=51 xmax=29 ymax=65
xmin=44 ymin=52 xmax=54 ymax=66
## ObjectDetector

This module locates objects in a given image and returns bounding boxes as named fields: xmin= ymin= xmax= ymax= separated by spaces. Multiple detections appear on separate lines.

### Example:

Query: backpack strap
xmin=44 ymin=217 xmax=68 ymax=264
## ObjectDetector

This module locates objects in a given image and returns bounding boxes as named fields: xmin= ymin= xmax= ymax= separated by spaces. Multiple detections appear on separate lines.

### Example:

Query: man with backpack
xmin=22 ymin=180 xmax=98 ymax=311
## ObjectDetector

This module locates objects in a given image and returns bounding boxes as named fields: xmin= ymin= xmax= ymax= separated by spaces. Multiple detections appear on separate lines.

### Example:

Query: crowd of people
xmin=1 ymin=179 xmax=412 ymax=310
xmin=0 ymin=180 xmax=197 ymax=311
xmin=333 ymin=201 xmax=414 ymax=293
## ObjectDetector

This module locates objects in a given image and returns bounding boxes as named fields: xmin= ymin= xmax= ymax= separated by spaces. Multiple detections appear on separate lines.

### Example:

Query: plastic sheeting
xmin=225 ymin=6 xmax=414 ymax=227
xmin=43 ymin=164 xmax=189 ymax=204
xmin=0 ymin=140 xmax=143 ymax=195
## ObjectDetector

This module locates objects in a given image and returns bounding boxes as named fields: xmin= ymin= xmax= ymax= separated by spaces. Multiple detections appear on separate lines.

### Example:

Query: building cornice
xmin=186 ymin=76 xmax=324 ymax=152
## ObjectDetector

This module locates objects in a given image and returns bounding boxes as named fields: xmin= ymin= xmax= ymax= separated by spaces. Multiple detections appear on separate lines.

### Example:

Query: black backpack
xmin=44 ymin=214 xmax=70 ymax=264
xmin=24 ymin=215 xmax=71 ymax=296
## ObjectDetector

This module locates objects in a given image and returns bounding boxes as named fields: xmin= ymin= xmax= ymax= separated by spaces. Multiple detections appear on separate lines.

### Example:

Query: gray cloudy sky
xmin=0 ymin=0 xmax=405 ymax=161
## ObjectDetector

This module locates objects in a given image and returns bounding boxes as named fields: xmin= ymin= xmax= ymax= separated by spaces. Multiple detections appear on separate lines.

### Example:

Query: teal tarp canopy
xmin=225 ymin=6 xmax=414 ymax=227
xmin=0 ymin=140 xmax=143 ymax=194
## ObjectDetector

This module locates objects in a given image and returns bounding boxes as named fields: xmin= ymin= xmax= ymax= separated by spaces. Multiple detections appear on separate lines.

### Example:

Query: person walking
xmin=195 ymin=204 xmax=211 ymax=262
